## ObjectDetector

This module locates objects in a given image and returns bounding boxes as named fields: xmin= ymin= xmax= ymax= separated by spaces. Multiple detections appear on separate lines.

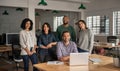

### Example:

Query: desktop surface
xmin=34 ymin=54 xmax=120 ymax=71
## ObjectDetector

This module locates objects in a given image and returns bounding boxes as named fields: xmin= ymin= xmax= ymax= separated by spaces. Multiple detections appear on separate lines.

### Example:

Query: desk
xmin=0 ymin=45 xmax=11 ymax=53
xmin=93 ymin=42 xmax=120 ymax=55
xmin=34 ymin=54 xmax=120 ymax=71
xmin=94 ymin=42 xmax=120 ymax=48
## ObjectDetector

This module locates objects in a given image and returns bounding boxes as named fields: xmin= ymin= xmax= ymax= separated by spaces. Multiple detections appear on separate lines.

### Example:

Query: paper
xmin=89 ymin=58 xmax=102 ymax=64
xmin=47 ymin=61 xmax=64 ymax=65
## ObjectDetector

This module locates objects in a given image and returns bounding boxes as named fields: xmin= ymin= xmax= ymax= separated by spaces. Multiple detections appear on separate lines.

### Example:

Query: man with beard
xmin=57 ymin=31 xmax=78 ymax=62
xmin=56 ymin=16 xmax=76 ymax=42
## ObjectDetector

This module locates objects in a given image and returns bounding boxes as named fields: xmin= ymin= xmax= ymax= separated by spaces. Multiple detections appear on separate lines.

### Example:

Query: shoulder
xmin=87 ymin=29 xmax=91 ymax=31
xmin=70 ymin=41 xmax=76 ymax=45
xmin=87 ymin=29 xmax=93 ymax=33
xmin=69 ymin=25 xmax=73 ymax=28
xmin=39 ymin=33 xmax=44 ymax=37
xmin=57 ymin=41 xmax=63 ymax=45
xmin=87 ymin=29 xmax=94 ymax=36
xmin=57 ymin=25 xmax=63 ymax=29
xmin=69 ymin=25 xmax=74 ymax=29
xmin=20 ymin=30 xmax=25 ymax=34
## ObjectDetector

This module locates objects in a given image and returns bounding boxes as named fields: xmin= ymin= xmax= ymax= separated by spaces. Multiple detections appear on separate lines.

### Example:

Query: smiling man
xmin=56 ymin=31 xmax=78 ymax=62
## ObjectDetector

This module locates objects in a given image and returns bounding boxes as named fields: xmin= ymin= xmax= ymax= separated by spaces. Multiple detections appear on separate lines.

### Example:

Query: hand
xmin=61 ymin=56 xmax=70 ymax=62
xmin=34 ymin=45 xmax=38 ymax=48
xmin=32 ymin=48 xmax=36 ymax=53
xmin=28 ymin=51 xmax=33 ymax=56
xmin=41 ymin=45 xmax=48 ymax=49
xmin=47 ymin=43 xmax=52 ymax=48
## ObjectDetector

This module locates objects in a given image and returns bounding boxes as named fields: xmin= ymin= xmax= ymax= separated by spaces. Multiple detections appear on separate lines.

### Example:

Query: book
xmin=47 ymin=61 xmax=64 ymax=65
xmin=89 ymin=58 xmax=102 ymax=64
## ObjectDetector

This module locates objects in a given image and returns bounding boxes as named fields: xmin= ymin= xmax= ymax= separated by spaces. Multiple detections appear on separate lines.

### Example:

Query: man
xmin=57 ymin=31 xmax=78 ymax=62
xmin=56 ymin=16 xmax=76 ymax=42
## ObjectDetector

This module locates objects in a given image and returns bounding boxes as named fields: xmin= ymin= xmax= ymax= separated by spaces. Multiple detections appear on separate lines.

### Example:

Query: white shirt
xmin=20 ymin=30 xmax=37 ymax=55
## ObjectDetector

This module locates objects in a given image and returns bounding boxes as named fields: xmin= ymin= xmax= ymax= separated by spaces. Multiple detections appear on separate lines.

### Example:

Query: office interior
xmin=0 ymin=0 xmax=120 ymax=71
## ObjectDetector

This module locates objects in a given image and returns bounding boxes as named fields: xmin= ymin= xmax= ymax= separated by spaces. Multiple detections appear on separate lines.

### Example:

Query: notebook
xmin=70 ymin=52 xmax=89 ymax=66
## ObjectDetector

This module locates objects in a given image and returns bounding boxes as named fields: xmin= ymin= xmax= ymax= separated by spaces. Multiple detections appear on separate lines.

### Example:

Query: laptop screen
xmin=70 ymin=52 xmax=89 ymax=66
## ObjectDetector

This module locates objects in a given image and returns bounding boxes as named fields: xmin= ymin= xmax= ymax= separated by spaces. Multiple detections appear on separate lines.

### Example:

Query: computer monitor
xmin=2 ymin=33 xmax=19 ymax=45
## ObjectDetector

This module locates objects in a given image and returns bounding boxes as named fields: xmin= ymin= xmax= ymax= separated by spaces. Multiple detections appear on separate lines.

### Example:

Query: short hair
xmin=42 ymin=22 xmax=51 ymax=33
xmin=20 ymin=18 xmax=33 ymax=30
xmin=62 ymin=31 xmax=70 ymax=37
xmin=63 ymin=15 xmax=69 ymax=20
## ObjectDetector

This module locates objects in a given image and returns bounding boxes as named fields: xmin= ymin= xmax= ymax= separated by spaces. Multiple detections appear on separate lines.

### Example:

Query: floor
xmin=0 ymin=57 xmax=33 ymax=71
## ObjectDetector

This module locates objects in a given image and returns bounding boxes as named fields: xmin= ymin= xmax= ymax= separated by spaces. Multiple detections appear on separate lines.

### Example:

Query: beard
xmin=63 ymin=23 xmax=68 ymax=25
xmin=63 ymin=21 xmax=68 ymax=25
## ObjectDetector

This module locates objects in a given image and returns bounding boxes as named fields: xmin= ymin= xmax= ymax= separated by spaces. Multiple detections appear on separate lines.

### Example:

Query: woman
xmin=77 ymin=20 xmax=94 ymax=54
xmin=20 ymin=18 xmax=38 ymax=71
xmin=38 ymin=23 xmax=57 ymax=63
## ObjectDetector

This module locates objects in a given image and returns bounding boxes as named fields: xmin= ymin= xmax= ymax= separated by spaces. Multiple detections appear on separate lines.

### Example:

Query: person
xmin=57 ymin=31 xmax=78 ymax=62
xmin=20 ymin=18 xmax=38 ymax=71
xmin=76 ymin=20 xmax=94 ymax=54
xmin=56 ymin=16 xmax=76 ymax=42
xmin=38 ymin=23 xmax=57 ymax=63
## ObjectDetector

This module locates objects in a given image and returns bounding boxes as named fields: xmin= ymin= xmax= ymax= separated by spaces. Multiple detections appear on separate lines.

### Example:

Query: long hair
xmin=78 ymin=20 xmax=88 ymax=29
xmin=42 ymin=22 xmax=51 ymax=34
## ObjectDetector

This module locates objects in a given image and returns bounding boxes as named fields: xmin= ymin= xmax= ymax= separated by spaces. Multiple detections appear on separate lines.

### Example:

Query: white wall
xmin=0 ymin=6 xmax=28 ymax=34
xmin=85 ymin=0 xmax=120 ymax=42
xmin=0 ymin=0 xmax=83 ymax=33
xmin=35 ymin=9 xmax=80 ymax=31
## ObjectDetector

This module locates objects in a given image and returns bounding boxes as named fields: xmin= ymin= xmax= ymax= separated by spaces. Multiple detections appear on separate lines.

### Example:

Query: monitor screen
xmin=2 ymin=33 xmax=19 ymax=45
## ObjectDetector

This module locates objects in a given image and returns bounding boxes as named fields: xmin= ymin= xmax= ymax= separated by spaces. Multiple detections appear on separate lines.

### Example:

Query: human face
xmin=78 ymin=21 xmax=86 ymax=30
xmin=43 ymin=24 xmax=49 ymax=34
xmin=25 ymin=21 xmax=31 ymax=30
xmin=63 ymin=16 xmax=69 ymax=25
xmin=62 ymin=32 xmax=71 ymax=42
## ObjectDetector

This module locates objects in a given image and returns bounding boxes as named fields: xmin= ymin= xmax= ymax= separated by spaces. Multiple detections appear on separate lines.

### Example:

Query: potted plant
xmin=111 ymin=47 xmax=120 ymax=67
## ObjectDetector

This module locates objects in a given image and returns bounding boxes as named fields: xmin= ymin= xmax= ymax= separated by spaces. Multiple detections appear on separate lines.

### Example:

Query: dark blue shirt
xmin=38 ymin=32 xmax=57 ymax=55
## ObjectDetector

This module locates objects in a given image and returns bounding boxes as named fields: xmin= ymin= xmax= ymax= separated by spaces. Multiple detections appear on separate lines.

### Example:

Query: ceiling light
xmin=35 ymin=12 xmax=40 ymax=16
xmin=16 ymin=8 xmax=23 ymax=11
xmin=52 ymin=10 xmax=59 ymax=14
xmin=2 ymin=10 xmax=9 ymax=15
xmin=78 ymin=3 xmax=86 ymax=9
xmin=38 ymin=0 xmax=47 ymax=6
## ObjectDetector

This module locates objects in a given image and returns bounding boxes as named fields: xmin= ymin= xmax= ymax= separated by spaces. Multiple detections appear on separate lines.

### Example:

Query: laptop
xmin=70 ymin=52 xmax=89 ymax=66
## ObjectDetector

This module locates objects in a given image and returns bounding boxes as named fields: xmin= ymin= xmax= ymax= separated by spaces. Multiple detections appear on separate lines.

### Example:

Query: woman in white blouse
xmin=20 ymin=18 xmax=38 ymax=71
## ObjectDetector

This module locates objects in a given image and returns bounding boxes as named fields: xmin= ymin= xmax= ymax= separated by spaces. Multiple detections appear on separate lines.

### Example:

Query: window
xmin=53 ymin=16 xmax=64 ymax=31
xmin=113 ymin=11 xmax=120 ymax=35
xmin=87 ymin=16 xmax=109 ymax=35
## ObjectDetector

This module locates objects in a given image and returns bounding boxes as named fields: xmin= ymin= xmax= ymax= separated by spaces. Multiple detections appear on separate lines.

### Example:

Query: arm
xmin=71 ymin=27 xmax=76 ymax=42
xmin=47 ymin=34 xmax=57 ymax=48
xmin=57 ymin=42 xmax=69 ymax=62
xmin=56 ymin=27 xmax=61 ymax=41
xmin=32 ymin=32 xmax=38 ymax=53
xmin=88 ymin=30 xmax=94 ymax=54
xmin=59 ymin=56 xmax=70 ymax=62
xmin=38 ymin=34 xmax=48 ymax=49
xmin=72 ymin=42 xmax=78 ymax=53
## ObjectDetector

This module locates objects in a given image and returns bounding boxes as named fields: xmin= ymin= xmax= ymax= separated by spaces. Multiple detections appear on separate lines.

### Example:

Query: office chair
xmin=11 ymin=37 xmax=23 ymax=71
xmin=107 ymin=36 xmax=117 ymax=43
xmin=105 ymin=36 xmax=117 ymax=56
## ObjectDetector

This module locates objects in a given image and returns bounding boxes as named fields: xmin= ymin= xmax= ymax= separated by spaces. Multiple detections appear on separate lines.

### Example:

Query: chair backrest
xmin=11 ymin=36 xmax=21 ymax=59
xmin=107 ymin=36 xmax=117 ymax=43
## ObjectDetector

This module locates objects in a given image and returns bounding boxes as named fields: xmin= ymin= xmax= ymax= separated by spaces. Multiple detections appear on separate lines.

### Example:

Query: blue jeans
xmin=77 ymin=48 xmax=88 ymax=53
xmin=22 ymin=53 xmax=38 ymax=71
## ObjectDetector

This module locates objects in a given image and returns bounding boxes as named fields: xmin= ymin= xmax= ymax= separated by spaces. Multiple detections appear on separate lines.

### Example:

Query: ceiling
xmin=51 ymin=0 xmax=90 ymax=3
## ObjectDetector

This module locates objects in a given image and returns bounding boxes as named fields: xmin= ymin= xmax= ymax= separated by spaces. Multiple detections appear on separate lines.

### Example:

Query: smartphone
xmin=30 ymin=47 xmax=33 ymax=51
